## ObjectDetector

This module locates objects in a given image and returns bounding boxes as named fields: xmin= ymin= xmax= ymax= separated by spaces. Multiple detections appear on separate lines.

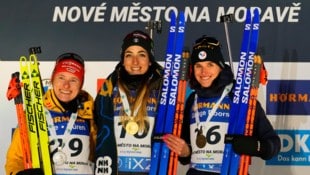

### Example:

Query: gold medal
xmin=126 ymin=120 xmax=139 ymax=135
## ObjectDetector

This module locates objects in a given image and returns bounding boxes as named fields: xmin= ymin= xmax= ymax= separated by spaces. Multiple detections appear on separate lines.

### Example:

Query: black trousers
xmin=186 ymin=168 xmax=220 ymax=175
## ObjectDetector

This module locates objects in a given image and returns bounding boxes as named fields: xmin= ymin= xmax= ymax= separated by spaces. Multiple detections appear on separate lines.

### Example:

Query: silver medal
xmin=53 ymin=149 xmax=67 ymax=166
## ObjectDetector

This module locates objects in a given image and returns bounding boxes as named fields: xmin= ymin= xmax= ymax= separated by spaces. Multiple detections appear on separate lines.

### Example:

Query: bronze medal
xmin=126 ymin=120 xmax=139 ymax=135
xmin=196 ymin=134 xmax=207 ymax=148
xmin=53 ymin=150 xmax=67 ymax=166
xmin=195 ymin=126 xmax=206 ymax=148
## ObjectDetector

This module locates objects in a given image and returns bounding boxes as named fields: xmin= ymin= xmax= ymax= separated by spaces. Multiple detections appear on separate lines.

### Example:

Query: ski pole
xmin=7 ymin=72 xmax=33 ymax=169
xmin=220 ymin=14 xmax=234 ymax=75
xmin=145 ymin=20 xmax=162 ymax=39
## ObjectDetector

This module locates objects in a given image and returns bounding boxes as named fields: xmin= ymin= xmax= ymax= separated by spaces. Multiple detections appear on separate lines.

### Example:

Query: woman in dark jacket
xmin=94 ymin=30 xmax=163 ymax=175
xmin=163 ymin=36 xmax=280 ymax=175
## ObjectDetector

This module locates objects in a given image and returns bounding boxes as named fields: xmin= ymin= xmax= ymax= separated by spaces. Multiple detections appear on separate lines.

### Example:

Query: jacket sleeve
xmin=94 ymin=75 xmax=118 ymax=174
xmin=86 ymin=94 xmax=97 ymax=162
xmin=178 ymin=92 xmax=195 ymax=165
xmin=254 ymin=101 xmax=281 ymax=160
xmin=5 ymin=128 xmax=25 ymax=175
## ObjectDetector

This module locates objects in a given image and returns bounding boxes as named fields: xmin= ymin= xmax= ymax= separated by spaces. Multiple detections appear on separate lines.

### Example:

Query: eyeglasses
xmin=193 ymin=35 xmax=220 ymax=50
xmin=56 ymin=53 xmax=85 ymax=67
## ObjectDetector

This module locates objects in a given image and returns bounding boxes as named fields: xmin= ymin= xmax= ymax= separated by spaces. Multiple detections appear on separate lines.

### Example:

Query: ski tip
xmin=178 ymin=11 xmax=185 ymax=17
xmin=250 ymin=7 xmax=260 ymax=19
xmin=29 ymin=54 xmax=39 ymax=65
xmin=244 ymin=9 xmax=252 ymax=23
xmin=253 ymin=7 xmax=260 ymax=14
xmin=169 ymin=10 xmax=186 ymax=23
xmin=245 ymin=7 xmax=260 ymax=18
xmin=178 ymin=11 xmax=185 ymax=24
xmin=169 ymin=10 xmax=177 ymax=21
xmin=19 ymin=55 xmax=27 ymax=61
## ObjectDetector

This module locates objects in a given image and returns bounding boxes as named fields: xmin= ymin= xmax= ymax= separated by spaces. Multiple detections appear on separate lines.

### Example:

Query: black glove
xmin=225 ymin=134 xmax=262 ymax=156
xmin=16 ymin=168 xmax=44 ymax=175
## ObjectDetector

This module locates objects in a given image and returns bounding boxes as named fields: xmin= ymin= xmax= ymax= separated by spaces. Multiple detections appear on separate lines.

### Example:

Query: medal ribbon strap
xmin=194 ymin=83 xmax=233 ymax=127
xmin=45 ymin=109 xmax=78 ymax=148
xmin=118 ymin=87 xmax=141 ymax=117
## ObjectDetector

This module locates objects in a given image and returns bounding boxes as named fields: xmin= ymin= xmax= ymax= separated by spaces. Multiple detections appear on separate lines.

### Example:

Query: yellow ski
xmin=20 ymin=52 xmax=53 ymax=175
xmin=20 ymin=56 xmax=41 ymax=169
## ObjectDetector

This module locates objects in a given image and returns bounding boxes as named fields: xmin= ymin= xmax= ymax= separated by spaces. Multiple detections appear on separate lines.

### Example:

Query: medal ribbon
xmin=45 ymin=108 xmax=78 ymax=149
xmin=118 ymin=87 xmax=141 ymax=118
xmin=193 ymin=83 xmax=233 ymax=127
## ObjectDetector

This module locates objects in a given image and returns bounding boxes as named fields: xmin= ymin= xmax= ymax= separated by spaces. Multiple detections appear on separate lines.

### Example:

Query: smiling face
xmin=123 ymin=45 xmax=151 ymax=75
xmin=52 ymin=72 xmax=82 ymax=103
xmin=193 ymin=61 xmax=222 ymax=88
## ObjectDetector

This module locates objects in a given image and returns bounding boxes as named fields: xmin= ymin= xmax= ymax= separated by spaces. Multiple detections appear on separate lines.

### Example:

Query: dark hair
xmin=121 ymin=30 xmax=155 ymax=63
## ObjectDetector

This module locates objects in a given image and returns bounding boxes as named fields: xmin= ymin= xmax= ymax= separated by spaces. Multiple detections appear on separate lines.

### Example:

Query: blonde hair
xmin=118 ymin=79 xmax=151 ymax=133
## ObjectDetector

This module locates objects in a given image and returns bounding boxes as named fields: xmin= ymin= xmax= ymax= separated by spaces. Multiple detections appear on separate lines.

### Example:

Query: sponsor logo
xmin=267 ymin=130 xmax=310 ymax=166
xmin=266 ymin=80 xmax=310 ymax=115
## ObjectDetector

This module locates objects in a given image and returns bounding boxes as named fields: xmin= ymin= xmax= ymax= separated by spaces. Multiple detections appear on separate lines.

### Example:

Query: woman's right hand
xmin=163 ymin=134 xmax=190 ymax=157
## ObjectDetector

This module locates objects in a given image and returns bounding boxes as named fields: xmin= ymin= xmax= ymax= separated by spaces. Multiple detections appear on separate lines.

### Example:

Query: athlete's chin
xmin=57 ymin=95 xmax=75 ymax=103
xmin=199 ymin=81 xmax=212 ymax=88
xmin=128 ymin=71 xmax=146 ymax=75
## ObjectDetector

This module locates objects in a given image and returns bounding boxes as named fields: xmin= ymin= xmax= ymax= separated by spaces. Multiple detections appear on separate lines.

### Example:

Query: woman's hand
xmin=163 ymin=134 xmax=190 ymax=157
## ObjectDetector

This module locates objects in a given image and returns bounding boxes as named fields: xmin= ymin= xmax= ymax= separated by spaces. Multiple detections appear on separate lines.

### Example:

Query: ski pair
xmin=150 ymin=11 xmax=186 ymax=175
xmin=7 ymin=52 xmax=53 ymax=175
xmin=221 ymin=8 xmax=261 ymax=175
xmin=168 ymin=49 xmax=190 ymax=175
xmin=238 ymin=54 xmax=268 ymax=175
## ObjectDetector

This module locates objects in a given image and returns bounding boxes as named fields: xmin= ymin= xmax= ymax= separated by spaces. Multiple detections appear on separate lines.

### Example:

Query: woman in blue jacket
xmin=164 ymin=36 xmax=281 ymax=175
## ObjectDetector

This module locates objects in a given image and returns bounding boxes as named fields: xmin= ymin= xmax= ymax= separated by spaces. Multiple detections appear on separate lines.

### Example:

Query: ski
xmin=7 ymin=72 xmax=33 ymax=169
xmin=158 ymin=11 xmax=185 ymax=175
xmin=221 ymin=8 xmax=260 ymax=175
xmin=150 ymin=11 xmax=186 ymax=175
xmin=19 ymin=51 xmax=53 ymax=175
xmin=20 ymin=55 xmax=41 ymax=169
xmin=233 ymin=9 xmax=260 ymax=175
xmin=238 ymin=55 xmax=267 ymax=175
xmin=149 ymin=11 xmax=177 ymax=175
xmin=168 ymin=48 xmax=190 ymax=175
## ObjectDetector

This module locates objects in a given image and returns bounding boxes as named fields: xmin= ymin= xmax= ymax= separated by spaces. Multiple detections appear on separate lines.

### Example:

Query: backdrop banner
xmin=0 ymin=1 xmax=307 ymax=62
xmin=1 ymin=1 xmax=309 ymax=175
